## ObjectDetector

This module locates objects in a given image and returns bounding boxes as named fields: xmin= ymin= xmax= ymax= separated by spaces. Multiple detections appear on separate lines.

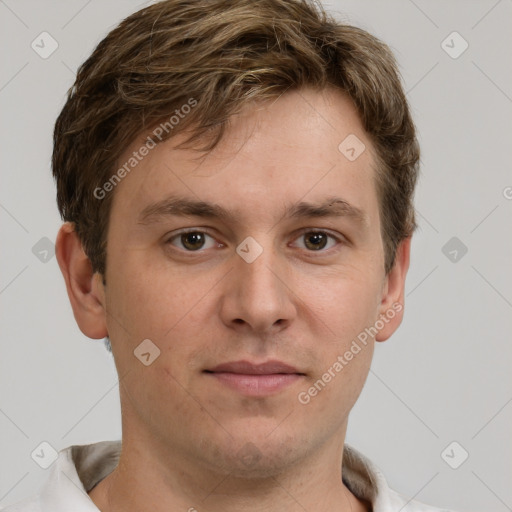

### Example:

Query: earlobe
xmin=55 ymin=222 xmax=108 ymax=339
xmin=375 ymin=237 xmax=411 ymax=342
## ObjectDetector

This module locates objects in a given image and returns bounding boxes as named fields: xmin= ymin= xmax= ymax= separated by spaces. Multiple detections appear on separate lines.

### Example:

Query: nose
xmin=219 ymin=241 xmax=297 ymax=335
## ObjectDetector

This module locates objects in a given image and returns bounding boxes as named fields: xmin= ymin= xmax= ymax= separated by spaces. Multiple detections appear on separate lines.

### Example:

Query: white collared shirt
xmin=1 ymin=440 xmax=455 ymax=512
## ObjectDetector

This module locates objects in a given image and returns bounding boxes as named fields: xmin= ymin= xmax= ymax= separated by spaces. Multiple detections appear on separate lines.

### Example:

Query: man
xmin=2 ymin=0 xmax=457 ymax=511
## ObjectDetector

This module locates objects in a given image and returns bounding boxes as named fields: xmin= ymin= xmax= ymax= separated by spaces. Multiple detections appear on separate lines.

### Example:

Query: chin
xmin=200 ymin=430 xmax=309 ymax=478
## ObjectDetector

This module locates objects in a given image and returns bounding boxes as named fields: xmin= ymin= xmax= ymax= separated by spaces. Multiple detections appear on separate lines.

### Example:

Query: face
xmin=76 ymin=87 xmax=408 ymax=477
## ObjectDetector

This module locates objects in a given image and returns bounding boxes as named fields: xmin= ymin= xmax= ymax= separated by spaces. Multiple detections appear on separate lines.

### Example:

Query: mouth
xmin=203 ymin=360 xmax=306 ymax=396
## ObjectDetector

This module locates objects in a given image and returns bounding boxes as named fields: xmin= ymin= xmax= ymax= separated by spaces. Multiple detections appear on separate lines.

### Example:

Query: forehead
xmin=108 ymin=87 xmax=379 ymax=228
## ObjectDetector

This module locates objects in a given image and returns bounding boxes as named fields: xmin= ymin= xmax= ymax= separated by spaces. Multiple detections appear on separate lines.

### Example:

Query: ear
xmin=375 ymin=236 xmax=411 ymax=342
xmin=55 ymin=222 xmax=108 ymax=339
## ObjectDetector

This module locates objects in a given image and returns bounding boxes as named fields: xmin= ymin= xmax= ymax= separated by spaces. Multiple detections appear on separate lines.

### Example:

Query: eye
xmin=166 ymin=230 xmax=219 ymax=251
xmin=165 ymin=229 xmax=342 ymax=253
xmin=292 ymin=230 xmax=341 ymax=252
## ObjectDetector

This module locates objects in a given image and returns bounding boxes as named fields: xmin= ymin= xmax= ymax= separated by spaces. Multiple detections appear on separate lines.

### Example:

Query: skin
xmin=56 ymin=86 xmax=411 ymax=512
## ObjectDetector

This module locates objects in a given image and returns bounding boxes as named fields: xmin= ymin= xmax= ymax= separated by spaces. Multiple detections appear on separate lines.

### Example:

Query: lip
xmin=204 ymin=360 xmax=305 ymax=396
xmin=206 ymin=360 xmax=303 ymax=375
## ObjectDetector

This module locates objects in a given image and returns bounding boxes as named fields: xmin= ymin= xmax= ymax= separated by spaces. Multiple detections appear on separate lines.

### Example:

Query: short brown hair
xmin=53 ymin=0 xmax=419 ymax=278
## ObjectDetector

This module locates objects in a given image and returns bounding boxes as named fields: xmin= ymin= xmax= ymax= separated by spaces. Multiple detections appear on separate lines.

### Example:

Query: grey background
xmin=1 ymin=1 xmax=511 ymax=511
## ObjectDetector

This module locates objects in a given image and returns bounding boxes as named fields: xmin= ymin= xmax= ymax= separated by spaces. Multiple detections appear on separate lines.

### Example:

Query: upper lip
xmin=205 ymin=360 xmax=304 ymax=375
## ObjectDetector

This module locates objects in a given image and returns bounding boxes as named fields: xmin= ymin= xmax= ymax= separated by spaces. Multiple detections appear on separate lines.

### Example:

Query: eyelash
xmin=165 ymin=228 xmax=345 ymax=254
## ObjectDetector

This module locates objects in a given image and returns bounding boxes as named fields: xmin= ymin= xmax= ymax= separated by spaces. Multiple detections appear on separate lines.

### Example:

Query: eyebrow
xmin=137 ymin=195 xmax=368 ymax=227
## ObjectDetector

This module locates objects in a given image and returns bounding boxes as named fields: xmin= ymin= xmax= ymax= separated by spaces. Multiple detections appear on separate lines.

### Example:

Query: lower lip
xmin=206 ymin=372 xmax=303 ymax=396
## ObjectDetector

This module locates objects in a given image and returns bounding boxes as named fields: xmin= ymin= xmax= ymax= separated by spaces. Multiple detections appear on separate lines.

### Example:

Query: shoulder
xmin=343 ymin=444 xmax=459 ymax=512
xmin=1 ymin=440 xmax=120 ymax=512
xmin=0 ymin=495 xmax=42 ymax=512
xmin=387 ymin=487 xmax=457 ymax=512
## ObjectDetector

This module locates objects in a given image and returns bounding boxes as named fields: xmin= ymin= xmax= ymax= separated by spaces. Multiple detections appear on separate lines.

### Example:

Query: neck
xmin=88 ymin=436 xmax=370 ymax=512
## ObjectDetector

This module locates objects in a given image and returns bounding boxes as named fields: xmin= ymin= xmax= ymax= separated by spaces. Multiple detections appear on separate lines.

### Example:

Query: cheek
xmin=295 ymin=265 xmax=382 ymax=340
xmin=107 ymin=249 xmax=216 ymax=339
xmin=294 ymin=269 xmax=380 ymax=397
xmin=302 ymin=350 xmax=373 ymax=429
xmin=297 ymin=281 xmax=377 ymax=417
